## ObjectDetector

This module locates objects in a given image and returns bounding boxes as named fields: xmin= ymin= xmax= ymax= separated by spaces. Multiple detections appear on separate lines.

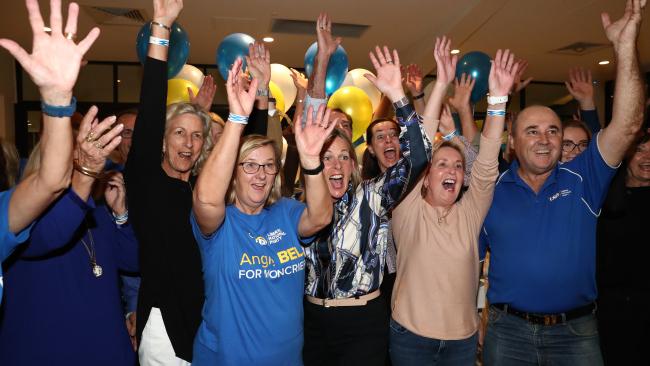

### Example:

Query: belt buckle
xmin=543 ymin=314 xmax=558 ymax=326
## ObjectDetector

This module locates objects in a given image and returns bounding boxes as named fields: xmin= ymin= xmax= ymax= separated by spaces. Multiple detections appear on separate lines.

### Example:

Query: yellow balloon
xmin=167 ymin=78 xmax=199 ymax=106
xmin=342 ymin=69 xmax=382 ymax=112
xmin=327 ymin=86 xmax=373 ymax=143
xmin=269 ymin=81 xmax=285 ymax=115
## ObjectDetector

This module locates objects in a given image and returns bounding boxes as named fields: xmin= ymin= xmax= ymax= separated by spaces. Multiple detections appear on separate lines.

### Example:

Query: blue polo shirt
xmin=0 ymin=188 xmax=33 ymax=303
xmin=480 ymin=134 xmax=617 ymax=313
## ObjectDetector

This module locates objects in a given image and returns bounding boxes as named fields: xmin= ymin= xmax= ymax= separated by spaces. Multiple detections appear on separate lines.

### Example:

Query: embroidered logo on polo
xmin=549 ymin=189 xmax=572 ymax=202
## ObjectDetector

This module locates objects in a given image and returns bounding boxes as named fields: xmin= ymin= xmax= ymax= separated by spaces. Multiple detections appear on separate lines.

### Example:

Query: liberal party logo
xmin=249 ymin=229 xmax=287 ymax=246
xmin=254 ymin=236 xmax=268 ymax=246
xmin=549 ymin=189 xmax=572 ymax=202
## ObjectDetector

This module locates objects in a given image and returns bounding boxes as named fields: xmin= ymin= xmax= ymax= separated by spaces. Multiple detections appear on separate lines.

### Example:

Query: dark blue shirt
xmin=0 ymin=189 xmax=138 ymax=365
xmin=480 ymin=133 xmax=617 ymax=313
xmin=0 ymin=188 xmax=32 ymax=303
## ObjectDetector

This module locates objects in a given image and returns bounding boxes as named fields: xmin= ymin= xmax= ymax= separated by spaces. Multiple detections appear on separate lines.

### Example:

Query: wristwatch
xmin=487 ymin=95 xmax=509 ymax=105
xmin=256 ymin=88 xmax=269 ymax=97
xmin=392 ymin=96 xmax=410 ymax=109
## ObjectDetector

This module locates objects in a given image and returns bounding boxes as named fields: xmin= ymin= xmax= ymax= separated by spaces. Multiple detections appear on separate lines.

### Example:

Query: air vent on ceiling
xmin=271 ymin=19 xmax=369 ymax=38
xmin=82 ymin=6 xmax=148 ymax=26
xmin=550 ymin=41 xmax=609 ymax=56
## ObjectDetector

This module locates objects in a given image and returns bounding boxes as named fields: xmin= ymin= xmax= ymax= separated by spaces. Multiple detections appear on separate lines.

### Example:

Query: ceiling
xmin=0 ymin=0 xmax=648 ymax=84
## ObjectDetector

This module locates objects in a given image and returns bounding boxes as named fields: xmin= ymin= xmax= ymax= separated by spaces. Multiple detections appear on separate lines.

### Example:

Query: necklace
xmin=437 ymin=206 xmax=453 ymax=224
xmin=79 ymin=228 xmax=103 ymax=278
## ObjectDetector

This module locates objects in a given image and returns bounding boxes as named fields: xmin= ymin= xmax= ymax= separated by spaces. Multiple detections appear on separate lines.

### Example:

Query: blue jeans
xmin=483 ymin=305 xmax=603 ymax=366
xmin=389 ymin=317 xmax=477 ymax=366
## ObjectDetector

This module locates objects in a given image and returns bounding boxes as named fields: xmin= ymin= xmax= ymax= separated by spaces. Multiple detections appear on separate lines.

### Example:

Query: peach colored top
xmin=391 ymin=135 xmax=501 ymax=340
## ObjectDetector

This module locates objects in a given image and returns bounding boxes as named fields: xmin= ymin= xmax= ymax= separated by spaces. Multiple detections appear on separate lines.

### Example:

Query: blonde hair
xmin=165 ymin=103 xmax=213 ymax=175
xmin=22 ymin=142 xmax=41 ymax=180
xmin=1 ymin=138 xmax=20 ymax=188
xmin=226 ymin=135 xmax=282 ymax=207
xmin=322 ymin=128 xmax=361 ymax=191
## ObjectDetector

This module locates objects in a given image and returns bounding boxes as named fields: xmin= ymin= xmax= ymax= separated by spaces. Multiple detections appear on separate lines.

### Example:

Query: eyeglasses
xmin=239 ymin=162 xmax=278 ymax=175
xmin=121 ymin=129 xmax=134 ymax=138
xmin=562 ymin=140 xmax=588 ymax=153
xmin=374 ymin=130 xmax=398 ymax=143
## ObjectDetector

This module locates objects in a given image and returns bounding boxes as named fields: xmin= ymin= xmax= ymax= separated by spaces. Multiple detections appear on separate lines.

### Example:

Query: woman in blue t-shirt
xmin=190 ymin=57 xmax=335 ymax=366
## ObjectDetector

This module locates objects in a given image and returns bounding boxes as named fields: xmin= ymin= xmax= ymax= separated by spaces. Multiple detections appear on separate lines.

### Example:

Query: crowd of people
xmin=0 ymin=0 xmax=648 ymax=365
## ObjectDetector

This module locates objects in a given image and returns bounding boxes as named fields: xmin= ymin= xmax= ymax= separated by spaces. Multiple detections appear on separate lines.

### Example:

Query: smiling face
xmin=424 ymin=145 xmax=465 ymax=208
xmin=234 ymin=144 xmax=278 ymax=214
xmin=561 ymin=126 xmax=590 ymax=163
xmin=367 ymin=121 xmax=401 ymax=172
xmin=627 ymin=139 xmax=650 ymax=187
xmin=510 ymin=106 xmax=562 ymax=176
xmin=322 ymin=136 xmax=356 ymax=200
xmin=162 ymin=113 xmax=204 ymax=180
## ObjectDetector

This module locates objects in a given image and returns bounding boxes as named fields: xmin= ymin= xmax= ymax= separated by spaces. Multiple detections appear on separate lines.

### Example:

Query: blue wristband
xmin=487 ymin=109 xmax=506 ymax=117
xmin=228 ymin=113 xmax=249 ymax=125
xmin=443 ymin=130 xmax=458 ymax=141
xmin=41 ymin=96 xmax=76 ymax=118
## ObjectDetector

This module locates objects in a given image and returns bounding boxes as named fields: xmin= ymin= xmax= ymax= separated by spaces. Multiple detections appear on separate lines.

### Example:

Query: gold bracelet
xmin=150 ymin=21 xmax=172 ymax=32
xmin=73 ymin=160 xmax=102 ymax=179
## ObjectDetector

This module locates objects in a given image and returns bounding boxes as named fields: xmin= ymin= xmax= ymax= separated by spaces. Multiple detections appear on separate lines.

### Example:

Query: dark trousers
xmin=303 ymin=293 xmax=389 ymax=366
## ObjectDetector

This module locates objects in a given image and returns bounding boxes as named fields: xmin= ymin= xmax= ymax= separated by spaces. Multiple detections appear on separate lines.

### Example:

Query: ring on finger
xmin=65 ymin=32 xmax=77 ymax=41
xmin=93 ymin=141 xmax=104 ymax=150
xmin=85 ymin=132 xmax=96 ymax=142
xmin=386 ymin=60 xmax=394 ymax=64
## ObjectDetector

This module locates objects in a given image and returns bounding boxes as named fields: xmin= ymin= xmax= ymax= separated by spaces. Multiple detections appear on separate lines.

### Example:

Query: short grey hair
xmin=165 ymin=103 xmax=214 ymax=175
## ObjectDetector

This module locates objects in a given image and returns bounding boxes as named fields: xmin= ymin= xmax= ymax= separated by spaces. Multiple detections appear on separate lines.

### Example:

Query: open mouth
xmin=251 ymin=182 xmax=266 ymax=191
xmin=179 ymin=152 xmax=192 ymax=160
xmin=383 ymin=147 xmax=397 ymax=161
xmin=329 ymin=174 xmax=344 ymax=189
xmin=534 ymin=148 xmax=551 ymax=157
xmin=639 ymin=162 xmax=650 ymax=172
xmin=442 ymin=178 xmax=456 ymax=191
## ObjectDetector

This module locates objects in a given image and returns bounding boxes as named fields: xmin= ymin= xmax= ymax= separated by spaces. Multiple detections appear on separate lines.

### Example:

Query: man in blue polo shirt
xmin=481 ymin=1 xmax=647 ymax=365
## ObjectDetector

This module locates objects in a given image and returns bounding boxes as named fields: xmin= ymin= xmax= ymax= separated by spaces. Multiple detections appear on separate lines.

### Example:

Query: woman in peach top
xmin=389 ymin=48 xmax=520 ymax=366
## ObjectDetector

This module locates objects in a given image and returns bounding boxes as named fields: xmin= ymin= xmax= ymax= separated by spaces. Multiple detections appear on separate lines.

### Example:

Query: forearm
xmin=412 ymin=97 xmax=425 ymax=116
xmin=458 ymin=106 xmax=478 ymax=142
xmin=38 ymin=114 xmax=73 ymax=195
xmin=70 ymin=170 xmax=96 ymax=202
xmin=421 ymin=82 xmax=447 ymax=138
xmin=307 ymin=54 xmax=329 ymax=99
xmin=193 ymin=122 xmax=244 ymax=232
xmin=299 ymin=169 xmax=332 ymax=236
xmin=481 ymin=102 xmax=506 ymax=140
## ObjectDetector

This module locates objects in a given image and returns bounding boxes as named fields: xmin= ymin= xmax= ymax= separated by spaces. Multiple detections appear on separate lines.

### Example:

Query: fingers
xmin=49 ymin=0 xmax=63 ymax=34
xmin=78 ymin=105 xmax=99 ymax=144
xmin=375 ymin=46 xmax=387 ymax=64
xmin=63 ymin=2 xmax=79 ymax=38
xmin=313 ymin=104 xmax=326 ymax=126
xmin=363 ymin=73 xmax=377 ymax=85
xmin=565 ymin=81 xmax=575 ymax=94
xmin=601 ymin=12 xmax=612 ymax=29
xmin=188 ymin=87 xmax=195 ymax=100
xmin=26 ymin=0 xmax=45 ymax=37
xmin=0 ymin=39 xmax=32 ymax=69
xmin=77 ymin=27 xmax=101 ymax=55
xmin=92 ymin=115 xmax=120 ymax=146
xmin=369 ymin=50 xmax=381 ymax=71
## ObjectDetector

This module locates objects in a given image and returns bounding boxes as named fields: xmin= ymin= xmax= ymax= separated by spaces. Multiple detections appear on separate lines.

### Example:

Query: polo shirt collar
xmin=502 ymin=159 xmax=560 ymax=194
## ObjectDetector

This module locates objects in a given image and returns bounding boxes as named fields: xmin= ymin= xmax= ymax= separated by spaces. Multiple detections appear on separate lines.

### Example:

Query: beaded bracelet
xmin=149 ymin=36 xmax=170 ymax=47
xmin=228 ymin=113 xmax=249 ymax=125
xmin=113 ymin=210 xmax=129 ymax=225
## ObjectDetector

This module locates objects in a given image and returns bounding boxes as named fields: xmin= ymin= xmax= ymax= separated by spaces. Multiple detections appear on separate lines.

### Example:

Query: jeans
xmin=389 ymin=317 xmax=477 ymax=366
xmin=483 ymin=305 xmax=603 ymax=366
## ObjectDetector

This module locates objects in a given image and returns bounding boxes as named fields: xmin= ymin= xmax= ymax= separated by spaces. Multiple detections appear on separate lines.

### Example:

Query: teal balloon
xmin=304 ymin=42 xmax=348 ymax=95
xmin=136 ymin=22 xmax=189 ymax=79
xmin=216 ymin=33 xmax=255 ymax=80
xmin=455 ymin=51 xmax=491 ymax=103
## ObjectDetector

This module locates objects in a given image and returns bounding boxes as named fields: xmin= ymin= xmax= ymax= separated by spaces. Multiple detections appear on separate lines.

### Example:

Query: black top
xmin=597 ymin=168 xmax=650 ymax=294
xmin=125 ymin=57 xmax=267 ymax=361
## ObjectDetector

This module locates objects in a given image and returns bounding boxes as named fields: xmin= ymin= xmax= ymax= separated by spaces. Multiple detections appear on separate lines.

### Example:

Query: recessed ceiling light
xmin=263 ymin=37 xmax=274 ymax=43
xmin=117 ymin=79 xmax=121 ymax=83
xmin=598 ymin=60 xmax=610 ymax=65
xmin=450 ymin=49 xmax=460 ymax=55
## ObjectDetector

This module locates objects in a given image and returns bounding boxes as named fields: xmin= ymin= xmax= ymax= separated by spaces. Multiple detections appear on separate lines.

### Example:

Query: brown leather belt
xmin=306 ymin=290 xmax=381 ymax=308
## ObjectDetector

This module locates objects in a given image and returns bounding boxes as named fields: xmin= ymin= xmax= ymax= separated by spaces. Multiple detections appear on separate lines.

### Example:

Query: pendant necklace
xmin=80 ymin=227 xmax=103 ymax=278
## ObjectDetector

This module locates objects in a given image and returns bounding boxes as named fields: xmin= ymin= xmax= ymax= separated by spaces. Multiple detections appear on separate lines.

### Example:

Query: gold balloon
xmin=167 ymin=78 xmax=199 ymax=106
xmin=354 ymin=141 xmax=367 ymax=163
xmin=269 ymin=81 xmax=285 ymax=116
xmin=327 ymin=86 xmax=373 ymax=143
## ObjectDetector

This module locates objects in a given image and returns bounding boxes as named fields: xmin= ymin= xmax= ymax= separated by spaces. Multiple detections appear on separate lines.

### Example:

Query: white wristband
xmin=487 ymin=95 xmax=508 ymax=105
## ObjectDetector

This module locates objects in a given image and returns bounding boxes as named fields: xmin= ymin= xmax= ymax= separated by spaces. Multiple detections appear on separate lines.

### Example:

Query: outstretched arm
xmin=193 ymin=59 xmax=258 ymax=235
xmin=448 ymin=73 xmax=478 ymax=142
xmin=0 ymin=0 xmax=100 ymax=233
xmin=306 ymin=13 xmax=341 ymax=100
xmin=421 ymin=36 xmax=458 ymax=139
xmin=598 ymin=0 xmax=646 ymax=166
xmin=565 ymin=67 xmax=601 ymax=133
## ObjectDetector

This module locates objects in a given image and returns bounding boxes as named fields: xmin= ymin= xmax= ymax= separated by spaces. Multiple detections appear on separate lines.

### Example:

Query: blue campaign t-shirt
xmin=191 ymin=198 xmax=308 ymax=366
xmin=0 ymin=188 xmax=33 ymax=303
xmin=480 ymin=134 xmax=617 ymax=313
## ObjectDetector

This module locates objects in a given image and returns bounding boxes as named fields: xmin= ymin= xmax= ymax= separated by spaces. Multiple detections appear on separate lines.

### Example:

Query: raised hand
xmin=404 ymin=64 xmax=424 ymax=96
xmin=153 ymin=0 xmax=183 ymax=26
xmin=0 ymin=0 xmax=100 ymax=105
xmin=439 ymin=104 xmax=456 ymax=135
xmin=104 ymin=171 xmax=127 ymax=216
xmin=290 ymin=68 xmax=308 ymax=92
xmin=448 ymin=73 xmax=475 ymax=112
xmin=512 ymin=59 xmax=533 ymax=93
xmin=365 ymin=46 xmax=405 ymax=102
xmin=601 ymin=0 xmax=646 ymax=51
xmin=294 ymin=104 xmax=336 ymax=168
xmin=189 ymin=74 xmax=216 ymax=112
xmin=565 ymin=67 xmax=595 ymax=110
xmin=433 ymin=36 xmax=458 ymax=86
xmin=316 ymin=13 xmax=341 ymax=57
xmin=75 ymin=106 xmax=124 ymax=173
xmin=488 ymin=49 xmax=520 ymax=97
xmin=246 ymin=41 xmax=271 ymax=90
xmin=226 ymin=58 xmax=258 ymax=117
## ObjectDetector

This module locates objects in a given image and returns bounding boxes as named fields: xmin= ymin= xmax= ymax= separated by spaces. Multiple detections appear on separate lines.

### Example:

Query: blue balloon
xmin=455 ymin=51 xmax=491 ymax=103
xmin=216 ymin=33 xmax=255 ymax=80
xmin=304 ymin=42 xmax=349 ymax=96
xmin=136 ymin=22 xmax=190 ymax=79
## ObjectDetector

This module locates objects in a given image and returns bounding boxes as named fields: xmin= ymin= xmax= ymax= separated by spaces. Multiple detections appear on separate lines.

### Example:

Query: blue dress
xmin=0 ymin=189 xmax=138 ymax=365
xmin=0 ymin=188 xmax=33 ymax=303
